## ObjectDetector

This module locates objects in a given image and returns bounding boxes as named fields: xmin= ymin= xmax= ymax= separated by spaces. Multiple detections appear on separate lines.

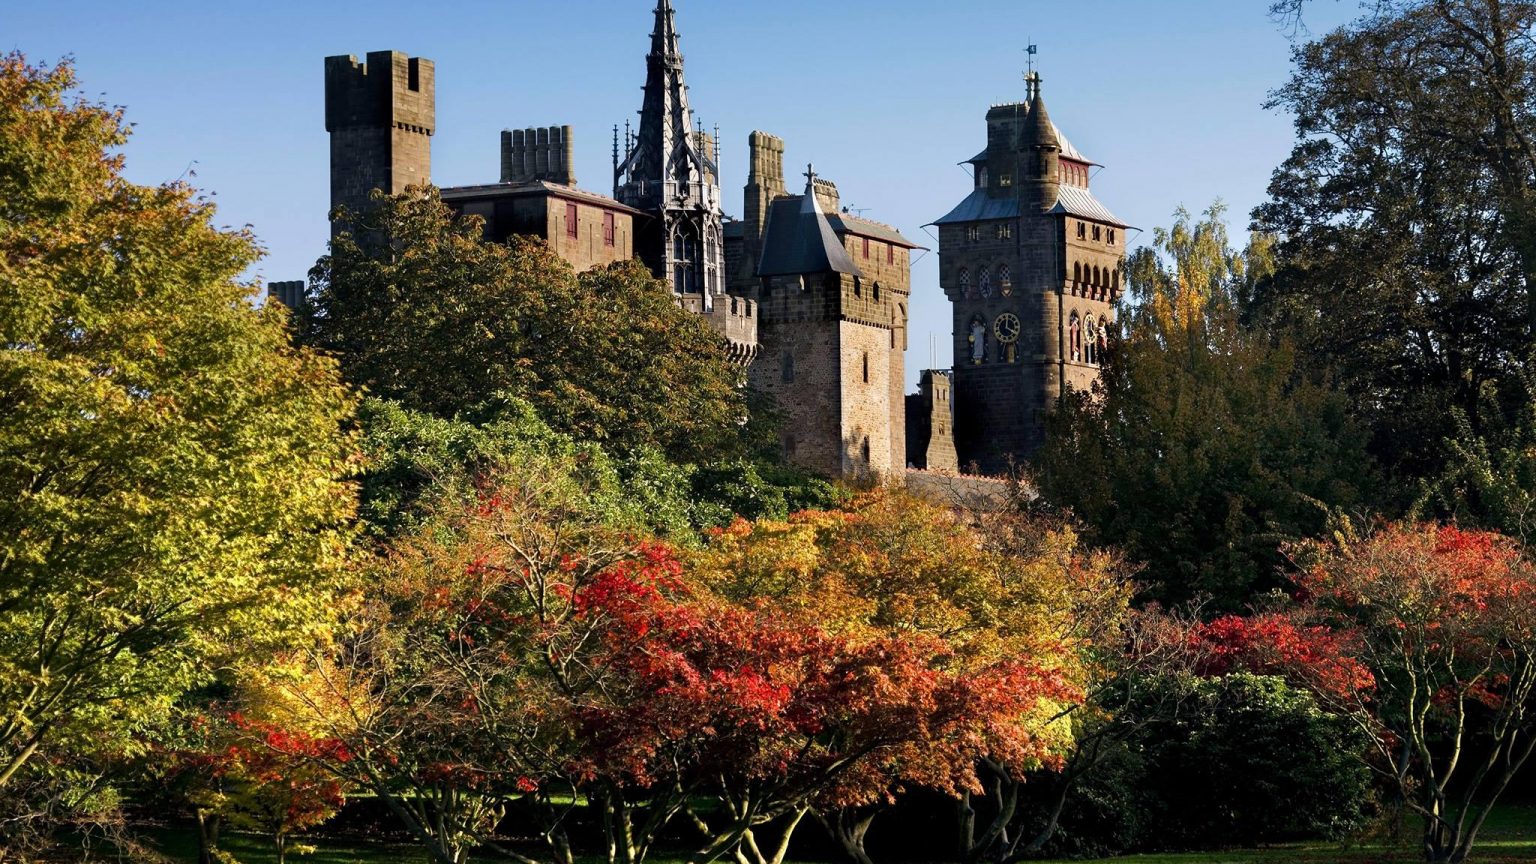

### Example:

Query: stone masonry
xmin=932 ymin=74 xmax=1126 ymax=475
xmin=323 ymin=51 xmax=434 ymax=231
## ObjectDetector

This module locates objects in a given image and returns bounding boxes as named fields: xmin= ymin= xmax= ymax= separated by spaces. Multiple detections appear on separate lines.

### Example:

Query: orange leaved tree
xmin=1285 ymin=523 xmax=1536 ymax=864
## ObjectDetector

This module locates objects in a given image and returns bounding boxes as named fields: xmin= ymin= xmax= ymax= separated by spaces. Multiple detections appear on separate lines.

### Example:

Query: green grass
xmin=141 ymin=805 xmax=1536 ymax=864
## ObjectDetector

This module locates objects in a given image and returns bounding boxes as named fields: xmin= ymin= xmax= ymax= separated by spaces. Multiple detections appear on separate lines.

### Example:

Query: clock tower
xmin=930 ymin=74 xmax=1127 ymax=474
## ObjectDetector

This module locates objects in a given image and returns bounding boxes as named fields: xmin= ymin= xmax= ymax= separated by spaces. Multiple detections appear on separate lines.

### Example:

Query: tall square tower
xmin=932 ymin=77 xmax=1126 ymax=474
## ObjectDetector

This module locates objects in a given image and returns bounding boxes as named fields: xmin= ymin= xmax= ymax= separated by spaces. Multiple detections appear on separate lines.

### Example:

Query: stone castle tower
xmin=931 ymin=74 xmax=1125 ymax=474
xmin=323 ymin=51 xmax=435 ymax=230
xmin=729 ymin=133 xmax=919 ymax=480
xmin=614 ymin=0 xmax=728 ymax=308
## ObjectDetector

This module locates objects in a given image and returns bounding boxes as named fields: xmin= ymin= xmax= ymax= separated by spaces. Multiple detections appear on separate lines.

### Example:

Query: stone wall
xmin=906 ymin=370 xmax=959 ymax=472
xmin=501 ymin=126 xmax=576 ymax=186
xmin=324 ymin=51 xmax=434 ymax=228
xmin=542 ymin=194 xmax=635 ymax=271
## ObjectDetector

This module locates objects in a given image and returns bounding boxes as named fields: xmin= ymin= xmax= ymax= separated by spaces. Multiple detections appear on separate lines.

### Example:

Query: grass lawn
xmin=144 ymin=805 xmax=1536 ymax=864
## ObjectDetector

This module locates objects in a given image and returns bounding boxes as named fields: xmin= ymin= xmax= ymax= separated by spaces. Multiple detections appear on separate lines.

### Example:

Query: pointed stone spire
xmin=615 ymin=0 xmax=725 ymax=306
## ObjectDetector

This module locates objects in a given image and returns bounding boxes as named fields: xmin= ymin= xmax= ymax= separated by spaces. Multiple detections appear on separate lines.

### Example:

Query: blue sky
xmin=7 ymin=0 xmax=1359 ymax=389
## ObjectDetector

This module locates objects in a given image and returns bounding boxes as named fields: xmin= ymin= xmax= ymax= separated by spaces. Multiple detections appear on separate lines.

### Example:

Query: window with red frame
xmin=603 ymin=211 xmax=615 ymax=247
xmin=565 ymin=202 xmax=578 ymax=238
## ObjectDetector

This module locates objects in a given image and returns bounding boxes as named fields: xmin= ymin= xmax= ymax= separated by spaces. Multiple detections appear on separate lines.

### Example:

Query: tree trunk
xmin=195 ymin=811 xmax=221 ymax=864
xmin=814 ymin=807 xmax=877 ymax=864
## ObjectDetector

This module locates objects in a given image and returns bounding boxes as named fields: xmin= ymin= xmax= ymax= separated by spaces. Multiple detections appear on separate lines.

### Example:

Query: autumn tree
xmin=1285 ymin=523 xmax=1536 ymax=864
xmin=1037 ymin=204 xmax=1373 ymax=610
xmin=302 ymin=189 xmax=746 ymax=462
xmin=692 ymin=491 xmax=1131 ymax=864
xmin=0 ymin=52 xmax=356 ymax=839
xmin=157 ymin=706 xmax=348 ymax=864
xmin=1255 ymin=0 xmax=1536 ymax=488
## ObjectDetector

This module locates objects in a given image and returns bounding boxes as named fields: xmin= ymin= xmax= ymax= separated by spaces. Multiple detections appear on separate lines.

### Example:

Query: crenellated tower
xmin=324 ymin=51 xmax=434 ymax=232
xmin=614 ymin=0 xmax=727 ymax=308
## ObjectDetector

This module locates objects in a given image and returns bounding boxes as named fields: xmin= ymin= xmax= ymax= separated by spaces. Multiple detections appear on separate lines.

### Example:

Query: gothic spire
xmin=650 ymin=0 xmax=683 ymax=66
xmin=614 ymin=0 xmax=726 ymax=305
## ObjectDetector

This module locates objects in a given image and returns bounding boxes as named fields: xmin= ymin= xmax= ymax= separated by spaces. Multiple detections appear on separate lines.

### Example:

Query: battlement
xmin=679 ymin=293 xmax=759 ymax=363
xmin=324 ymin=51 xmax=435 ymax=135
xmin=502 ymin=125 xmax=575 ymax=185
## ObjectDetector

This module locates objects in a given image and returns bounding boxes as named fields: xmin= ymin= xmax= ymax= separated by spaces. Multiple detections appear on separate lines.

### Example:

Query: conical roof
xmin=1026 ymin=92 xmax=1056 ymax=151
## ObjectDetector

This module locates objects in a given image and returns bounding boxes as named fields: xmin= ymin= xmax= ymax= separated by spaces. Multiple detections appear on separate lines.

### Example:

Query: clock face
xmin=994 ymin=312 xmax=1021 ymax=344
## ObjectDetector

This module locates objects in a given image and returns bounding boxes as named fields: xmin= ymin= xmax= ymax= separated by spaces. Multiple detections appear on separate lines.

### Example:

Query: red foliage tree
xmin=1279 ymin=523 xmax=1536 ymax=864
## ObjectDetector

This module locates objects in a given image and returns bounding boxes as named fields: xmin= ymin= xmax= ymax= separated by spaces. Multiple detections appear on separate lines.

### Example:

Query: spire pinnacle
xmin=650 ymin=0 xmax=682 ymax=64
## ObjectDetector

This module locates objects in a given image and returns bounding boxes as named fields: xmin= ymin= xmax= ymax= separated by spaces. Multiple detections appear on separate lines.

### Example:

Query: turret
xmin=324 ymin=50 xmax=435 ymax=232
xmin=1022 ymin=74 xmax=1060 ymax=211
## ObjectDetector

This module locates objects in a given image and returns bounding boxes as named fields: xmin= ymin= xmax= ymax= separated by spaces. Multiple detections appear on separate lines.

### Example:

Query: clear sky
xmin=7 ymin=0 xmax=1359 ymax=390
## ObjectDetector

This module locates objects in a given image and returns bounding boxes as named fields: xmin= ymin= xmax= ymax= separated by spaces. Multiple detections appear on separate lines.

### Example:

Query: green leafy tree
xmin=1036 ymin=204 xmax=1373 ymax=610
xmin=1255 ymin=0 xmax=1536 ymax=490
xmin=303 ymin=189 xmax=746 ymax=462
xmin=0 ymin=51 xmax=356 ymax=822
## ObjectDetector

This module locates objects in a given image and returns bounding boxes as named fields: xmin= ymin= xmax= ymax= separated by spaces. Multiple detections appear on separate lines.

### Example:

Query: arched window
xmin=1112 ymin=269 xmax=1120 ymax=295
xmin=958 ymin=267 xmax=970 ymax=296
xmin=862 ymin=352 xmax=870 ymax=384
xmin=873 ymin=282 xmax=882 ymax=302
xmin=861 ymin=436 xmax=871 ymax=464
xmin=782 ymin=351 xmax=795 ymax=384
xmin=978 ymin=266 xmax=992 ymax=298
xmin=1069 ymin=311 xmax=1081 ymax=362
xmin=1074 ymin=261 xmax=1082 ymax=285
xmin=853 ymin=276 xmax=862 ymax=298
xmin=998 ymin=263 xmax=1011 ymax=289
xmin=1085 ymin=317 xmax=1097 ymax=365
xmin=1098 ymin=316 xmax=1109 ymax=358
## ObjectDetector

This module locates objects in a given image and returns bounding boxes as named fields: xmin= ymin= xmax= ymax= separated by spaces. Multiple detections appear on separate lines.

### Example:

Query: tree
xmin=691 ymin=491 xmax=1131 ymax=864
xmin=1036 ymin=204 xmax=1373 ymax=610
xmin=0 ymin=51 xmax=356 ymax=825
xmin=157 ymin=706 xmax=348 ymax=864
xmin=1255 ymin=0 xmax=1536 ymax=488
xmin=1286 ymin=523 xmax=1536 ymax=864
xmin=303 ymin=189 xmax=746 ymax=462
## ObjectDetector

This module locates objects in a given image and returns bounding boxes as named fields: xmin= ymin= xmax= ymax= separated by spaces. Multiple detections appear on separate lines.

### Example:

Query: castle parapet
xmin=680 ymin=293 xmax=759 ymax=364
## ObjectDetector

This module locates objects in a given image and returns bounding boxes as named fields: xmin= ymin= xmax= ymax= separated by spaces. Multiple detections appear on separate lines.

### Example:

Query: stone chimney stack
xmin=742 ymin=130 xmax=785 ymax=280
xmin=501 ymin=125 xmax=576 ymax=185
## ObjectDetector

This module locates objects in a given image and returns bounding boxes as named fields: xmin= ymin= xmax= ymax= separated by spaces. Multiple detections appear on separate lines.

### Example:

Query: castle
xmin=284 ymin=1 xmax=1125 ymax=482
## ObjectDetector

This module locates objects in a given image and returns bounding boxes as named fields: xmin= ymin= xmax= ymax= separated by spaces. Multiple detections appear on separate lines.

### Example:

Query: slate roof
xmin=930 ymin=189 xmax=1021 ymax=226
xmin=1049 ymin=184 xmax=1129 ymax=228
xmin=439 ymin=181 xmax=647 ymax=216
xmin=757 ymin=189 xmax=863 ymax=278
xmin=929 ymin=185 xmax=1128 ymax=228
xmin=828 ymin=212 xmax=926 ymax=249
xmin=965 ymin=120 xmax=1091 ymax=165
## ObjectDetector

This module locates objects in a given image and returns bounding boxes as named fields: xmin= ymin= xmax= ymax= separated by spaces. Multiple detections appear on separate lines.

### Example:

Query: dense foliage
xmin=1036 ymin=205 xmax=1373 ymax=610
xmin=1255 ymin=0 xmax=1536 ymax=493
xmin=0 ymin=53 xmax=356 ymax=850
xmin=1286 ymin=523 xmax=1536 ymax=864
xmin=303 ymin=189 xmax=747 ymax=463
